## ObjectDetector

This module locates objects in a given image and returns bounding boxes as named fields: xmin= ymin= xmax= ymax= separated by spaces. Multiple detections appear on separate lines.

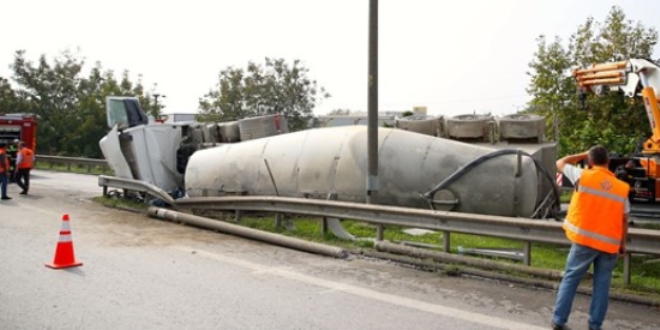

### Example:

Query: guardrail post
xmin=377 ymin=225 xmax=384 ymax=241
xmin=87 ymin=164 xmax=92 ymax=173
xmin=103 ymin=185 xmax=108 ymax=197
xmin=321 ymin=217 xmax=328 ymax=235
xmin=67 ymin=162 xmax=71 ymax=171
xmin=320 ymin=193 xmax=338 ymax=235
xmin=443 ymin=231 xmax=451 ymax=252
xmin=523 ymin=241 xmax=532 ymax=266
xmin=275 ymin=213 xmax=283 ymax=228
xmin=623 ymin=253 xmax=632 ymax=287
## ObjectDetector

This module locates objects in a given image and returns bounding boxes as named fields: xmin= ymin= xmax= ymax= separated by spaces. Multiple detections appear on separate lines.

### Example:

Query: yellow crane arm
xmin=572 ymin=59 xmax=660 ymax=155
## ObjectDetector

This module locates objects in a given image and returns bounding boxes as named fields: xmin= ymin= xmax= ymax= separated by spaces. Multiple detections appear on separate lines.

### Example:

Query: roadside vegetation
xmin=34 ymin=161 xmax=113 ymax=176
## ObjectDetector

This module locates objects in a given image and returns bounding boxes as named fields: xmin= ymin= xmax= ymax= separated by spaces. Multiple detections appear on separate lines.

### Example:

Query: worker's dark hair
xmin=589 ymin=145 xmax=609 ymax=166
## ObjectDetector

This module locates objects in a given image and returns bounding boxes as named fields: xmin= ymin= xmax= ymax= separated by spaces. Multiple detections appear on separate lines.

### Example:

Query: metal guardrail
xmin=97 ymin=175 xmax=660 ymax=286
xmin=175 ymin=196 xmax=660 ymax=256
xmin=36 ymin=155 xmax=111 ymax=173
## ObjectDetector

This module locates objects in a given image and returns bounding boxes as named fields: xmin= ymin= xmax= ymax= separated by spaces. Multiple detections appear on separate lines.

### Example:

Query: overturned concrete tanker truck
xmin=99 ymin=96 xmax=561 ymax=219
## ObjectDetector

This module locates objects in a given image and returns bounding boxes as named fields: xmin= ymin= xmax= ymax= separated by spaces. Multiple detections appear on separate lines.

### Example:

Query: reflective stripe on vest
xmin=562 ymin=219 xmax=620 ymax=245
xmin=577 ymin=185 xmax=627 ymax=203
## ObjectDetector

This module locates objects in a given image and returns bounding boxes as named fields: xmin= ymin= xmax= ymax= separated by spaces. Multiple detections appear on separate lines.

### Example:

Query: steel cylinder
xmin=184 ymin=126 xmax=541 ymax=217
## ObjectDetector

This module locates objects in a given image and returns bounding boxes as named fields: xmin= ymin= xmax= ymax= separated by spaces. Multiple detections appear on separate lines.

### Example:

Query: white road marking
xmin=173 ymin=246 xmax=547 ymax=330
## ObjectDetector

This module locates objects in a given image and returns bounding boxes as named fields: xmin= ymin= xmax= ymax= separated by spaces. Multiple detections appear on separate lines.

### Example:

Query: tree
xmin=0 ymin=76 xmax=31 ymax=113
xmin=3 ymin=49 xmax=159 ymax=157
xmin=526 ymin=6 xmax=658 ymax=156
xmin=198 ymin=58 xmax=330 ymax=131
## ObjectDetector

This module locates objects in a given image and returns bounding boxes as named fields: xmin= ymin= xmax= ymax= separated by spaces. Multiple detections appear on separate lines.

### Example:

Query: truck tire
xmin=202 ymin=123 xmax=219 ymax=143
xmin=176 ymin=144 xmax=197 ymax=174
xmin=497 ymin=114 xmax=545 ymax=140
xmin=238 ymin=114 xmax=289 ymax=141
xmin=395 ymin=115 xmax=444 ymax=137
xmin=218 ymin=121 xmax=241 ymax=142
xmin=446 ymin=114 xmax=493 ymax=139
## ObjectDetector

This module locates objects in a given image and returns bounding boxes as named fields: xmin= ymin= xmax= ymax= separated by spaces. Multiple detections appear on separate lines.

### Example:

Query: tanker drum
xmin=184 ymin=126 xmax=542 ymax=218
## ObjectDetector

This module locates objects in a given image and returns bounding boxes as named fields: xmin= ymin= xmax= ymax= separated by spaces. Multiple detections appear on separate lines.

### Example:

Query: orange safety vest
xmin=564 ymin=166 xmax=630 ymax=253
xmin=18 ymin=148 xmax=34 ymax=169
xmin=0 ymin=148 xmax=8 ymax=173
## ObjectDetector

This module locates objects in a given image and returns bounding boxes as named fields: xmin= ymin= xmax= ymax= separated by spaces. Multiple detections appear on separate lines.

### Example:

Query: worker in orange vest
xmin=551 ymin=145 xmax=630 ymax=330
xmin=14 ymin=140 xmax=35 ymax=195
xmin=0 ymin=142 xmax=11 ymax=200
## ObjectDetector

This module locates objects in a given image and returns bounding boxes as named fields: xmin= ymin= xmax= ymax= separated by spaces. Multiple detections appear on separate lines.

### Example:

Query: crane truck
xmin=573 ymin=58 xmax=660 ymax=204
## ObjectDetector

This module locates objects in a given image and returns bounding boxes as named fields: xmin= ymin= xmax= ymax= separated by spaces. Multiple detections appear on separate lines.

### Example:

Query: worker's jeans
xmin=15 ymin=168 xmax=31 ymax=193
xmin=0 ymin=173 xmax=7 ymax=198
xmin=552 ymin=243 xmax=618 ymax=330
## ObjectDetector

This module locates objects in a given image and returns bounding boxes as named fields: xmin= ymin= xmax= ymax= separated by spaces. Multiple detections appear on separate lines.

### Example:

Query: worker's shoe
xmin=551 ymin=322 xmax=572 ymax=330
xmin=1 ymin=196 xmax=11 ymax=200
xmin=19 ymin=191 xmax=27 ymax=195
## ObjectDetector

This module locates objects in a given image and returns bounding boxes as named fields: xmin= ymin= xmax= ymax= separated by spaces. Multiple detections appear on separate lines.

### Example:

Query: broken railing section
xmin=98 ymin=175 xmax=176 ymax=207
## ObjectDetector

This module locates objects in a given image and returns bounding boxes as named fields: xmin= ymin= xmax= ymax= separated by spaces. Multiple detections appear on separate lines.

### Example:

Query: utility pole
xmin=153 ymin=93 xmax=166 ymax=110
xmin=367 ymin=0 xmax=382 ymax=240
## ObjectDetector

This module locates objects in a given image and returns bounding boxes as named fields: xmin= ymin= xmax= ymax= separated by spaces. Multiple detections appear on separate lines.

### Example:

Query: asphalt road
xmin=0 ymin=170 xmax=658 ymax=330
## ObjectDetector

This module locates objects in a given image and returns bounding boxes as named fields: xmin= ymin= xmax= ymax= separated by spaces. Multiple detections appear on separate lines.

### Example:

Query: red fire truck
xmin=0 ymin=113 xmax=37 ymax=178
xmin=0 ymin=113 xmax=37 ymax=148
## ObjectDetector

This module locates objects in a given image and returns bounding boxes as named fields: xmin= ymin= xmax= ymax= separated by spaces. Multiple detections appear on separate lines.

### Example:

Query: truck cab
xmin=99 ymin=96 xmax=190 ymax=192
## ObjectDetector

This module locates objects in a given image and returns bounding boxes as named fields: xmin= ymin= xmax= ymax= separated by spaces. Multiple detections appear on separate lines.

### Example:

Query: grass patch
xmin=560 ymin=190 xmax=573 ymax=203
xmin=635 ymin=222 xmax=660 ymax=230
xmin=35 ymin=161 xmax=113 ymax=176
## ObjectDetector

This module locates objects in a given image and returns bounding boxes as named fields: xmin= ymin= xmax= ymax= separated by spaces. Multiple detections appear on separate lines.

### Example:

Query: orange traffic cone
xmin=45 ymin=214 xmax=83 ymax=269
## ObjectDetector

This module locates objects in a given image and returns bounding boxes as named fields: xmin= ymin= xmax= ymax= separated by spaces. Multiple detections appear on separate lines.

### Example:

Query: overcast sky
xmin=2 ymin=0 xmax=660 ymax=117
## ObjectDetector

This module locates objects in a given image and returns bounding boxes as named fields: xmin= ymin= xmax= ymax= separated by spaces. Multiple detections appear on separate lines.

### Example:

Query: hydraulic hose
xmin=421 ymin=149 xmax=561 ymax=219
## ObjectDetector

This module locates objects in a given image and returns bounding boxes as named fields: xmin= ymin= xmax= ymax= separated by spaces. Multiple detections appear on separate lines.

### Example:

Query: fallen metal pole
xmin=374 ymin=240 xmax=563 ymax=280
xmin=147 ymin=207 xmax=347 ymax=259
